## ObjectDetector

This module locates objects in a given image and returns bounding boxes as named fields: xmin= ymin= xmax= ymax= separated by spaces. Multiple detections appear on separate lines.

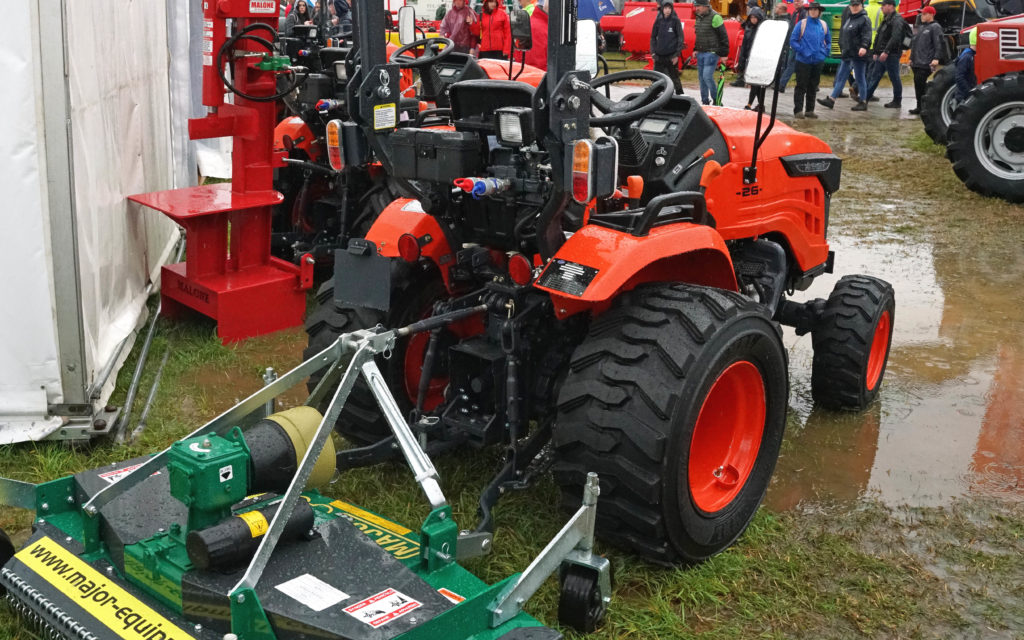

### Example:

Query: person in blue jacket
xmin=790 ymin=2 xmax=830 ymax=118
xmin=956 ymin=27 xmax=978 ymax=102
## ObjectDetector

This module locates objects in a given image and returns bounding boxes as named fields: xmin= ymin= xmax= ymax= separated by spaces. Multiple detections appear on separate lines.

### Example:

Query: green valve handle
xmin=257 ymin=55 xmax=292 ymax=71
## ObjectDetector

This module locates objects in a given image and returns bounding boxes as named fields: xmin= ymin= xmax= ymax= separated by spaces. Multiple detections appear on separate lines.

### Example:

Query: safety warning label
xmin=344 ymin=588 xmax=421 ymax=628
xmin=275 ymin=574 xmax=349 ymax=612
xmin=373 ymin=104 xmax=397 ymax=130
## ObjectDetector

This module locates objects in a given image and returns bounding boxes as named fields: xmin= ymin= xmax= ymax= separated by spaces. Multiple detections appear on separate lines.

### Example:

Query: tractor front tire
xmin=811 ymin=275 xmax=895 ymax=410
xmin=303 ymin=263 xmax=446 ymax=444
xmin=947 ymin=73 xmax=1024 ymax=203
xmin=552 ymin=284 xmax=788 ymax=565
xmin=920 ymin=64 xmax=958 ymax=144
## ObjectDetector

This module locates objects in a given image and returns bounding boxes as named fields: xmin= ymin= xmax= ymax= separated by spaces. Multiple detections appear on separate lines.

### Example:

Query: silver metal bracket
xmin=456 ymin=530 xmax=493 ymax=560
xmin=489 ymin=472 xmax=605 ymax=627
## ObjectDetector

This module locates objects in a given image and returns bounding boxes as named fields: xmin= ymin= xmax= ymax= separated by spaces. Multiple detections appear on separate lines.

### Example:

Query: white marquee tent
xmin=0 ymin=0 xmax=203 ymax=443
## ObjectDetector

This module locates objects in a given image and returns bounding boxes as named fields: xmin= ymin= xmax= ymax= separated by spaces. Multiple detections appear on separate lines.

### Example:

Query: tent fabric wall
xmin=0 ymin=3 xmax=63 ymax=435
xmin=65 ymin=0 xmax=180 ymax=398
xmin=0 ymin=0 xmax=185 ymax=441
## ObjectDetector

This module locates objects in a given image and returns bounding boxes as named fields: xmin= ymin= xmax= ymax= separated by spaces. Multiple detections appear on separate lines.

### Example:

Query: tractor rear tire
xmin=303 ymin=263 xmax=446 ymax=444
xmin=920 ymin=64 xmax=958 ymax=144
xmin=947 ymin=73 xmax=1024 ymax=203
xmin=552 ymin=284 xmax=788 ymax=565
xmin=811 ymin=275 xmax=895 ymax=410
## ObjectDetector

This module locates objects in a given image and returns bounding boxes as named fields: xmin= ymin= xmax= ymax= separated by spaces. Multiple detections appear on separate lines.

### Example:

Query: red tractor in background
xmin=946 ymin=15 xmax=1024 ymax=201
xmin=306 ymin=5 xmax=895 ymax=567
xmin=602 ymin=1 xmax=745 ymax=68
xmin=909 ymin=0 xmax=1023 ymax=143
xmin=270 ymin=13 xmax=545 ymax=267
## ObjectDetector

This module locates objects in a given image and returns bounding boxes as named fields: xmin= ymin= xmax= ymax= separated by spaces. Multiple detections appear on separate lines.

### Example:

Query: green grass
xmin=1 ymin=115 xmax=1023 ymax=639
xmin=0 ymin=309 xmax=1021 ymax=638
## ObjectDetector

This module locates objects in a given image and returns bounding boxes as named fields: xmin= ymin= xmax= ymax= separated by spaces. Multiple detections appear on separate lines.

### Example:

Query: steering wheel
xmin=588 ymin=70 xmax=674 ymax=127
xmin=388 ymin=37 xmax=455 ymax=69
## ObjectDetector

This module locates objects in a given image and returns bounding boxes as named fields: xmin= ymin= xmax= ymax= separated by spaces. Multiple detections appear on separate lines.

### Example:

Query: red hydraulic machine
xmin=130 ymin=0 xmax=313 ymax=343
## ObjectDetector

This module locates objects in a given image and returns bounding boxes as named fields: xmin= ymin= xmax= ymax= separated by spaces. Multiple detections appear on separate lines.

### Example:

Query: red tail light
xmin=571 ymin=140 xmax=594 ymax=204
xmin=397 ymin=234 xmax=421 ymax=262
xmin=508 ymin=253 xmax=533 ymax=285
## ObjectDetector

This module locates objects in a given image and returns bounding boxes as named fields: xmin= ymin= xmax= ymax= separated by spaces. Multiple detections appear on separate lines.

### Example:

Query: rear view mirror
xmin=743 ymin=20 xmax=788 ymax=87
xmin=398 ymin=6 xmax=416 ymax=46
xmin=576 ymin=20 xmax=598 ymax=77
xmin=511 ymin=9 xmax=532 ymax=50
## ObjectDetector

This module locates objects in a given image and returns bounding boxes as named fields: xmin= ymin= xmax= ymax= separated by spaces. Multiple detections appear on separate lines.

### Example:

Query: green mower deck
xmin=0 ymin=313 xmax=608 ymax=640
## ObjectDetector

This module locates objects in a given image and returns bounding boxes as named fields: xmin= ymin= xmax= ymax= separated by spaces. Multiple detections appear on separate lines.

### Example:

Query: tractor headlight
xmin=333 ymin=60 xmax=348 ymax=82
xmin=495 ymin=107 xmax=534 ymax=147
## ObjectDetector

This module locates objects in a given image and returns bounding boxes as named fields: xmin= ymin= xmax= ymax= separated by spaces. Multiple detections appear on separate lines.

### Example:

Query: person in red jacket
xmin=473 ymin=0 xmax=511 ymax=58
xmin=523 ymin=0 xmax=548 ymax=69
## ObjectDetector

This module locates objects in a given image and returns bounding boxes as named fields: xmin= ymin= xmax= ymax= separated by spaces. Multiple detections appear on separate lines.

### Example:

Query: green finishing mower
xmin=0 ymin=309 xmax=610 ymax=639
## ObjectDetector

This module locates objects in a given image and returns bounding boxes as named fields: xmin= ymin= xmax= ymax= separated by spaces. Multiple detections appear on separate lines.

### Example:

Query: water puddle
xmin=767 ymin=217 xmax=1024 ymax=510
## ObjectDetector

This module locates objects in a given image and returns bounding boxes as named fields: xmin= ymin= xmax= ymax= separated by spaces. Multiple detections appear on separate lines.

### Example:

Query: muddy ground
xmin=0 ymin=112 xmax=1021 ymax=639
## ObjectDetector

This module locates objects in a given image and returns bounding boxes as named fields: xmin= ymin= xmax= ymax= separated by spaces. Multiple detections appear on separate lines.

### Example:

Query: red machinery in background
xmin=601 ymin=1 xmax=744 ymax=67
xmin=130 ymin=0 xmax=313 ymax=343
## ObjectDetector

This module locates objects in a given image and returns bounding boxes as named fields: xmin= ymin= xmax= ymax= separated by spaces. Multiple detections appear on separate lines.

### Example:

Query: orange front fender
xmin=534 ymin=223 xmax=738 ymax=319
xmin=365 ymin=198 xmax=456 ymax=288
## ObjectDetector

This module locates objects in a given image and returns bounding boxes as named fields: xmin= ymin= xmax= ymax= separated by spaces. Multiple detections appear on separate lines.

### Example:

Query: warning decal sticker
xmin=15 ymin=536 xmax=196 ymax=640
xmin=438 ymin=587 xmax=465 ymax=604
xmin=275 ymin=574 xmax=349 ymax=612
xmin=373 ymin=104 xmax=398 ymax=130
xmin=344 ymin=588 xmax=421 ymax=628
xmin=236 ymin=510 xmax=268 ymax=538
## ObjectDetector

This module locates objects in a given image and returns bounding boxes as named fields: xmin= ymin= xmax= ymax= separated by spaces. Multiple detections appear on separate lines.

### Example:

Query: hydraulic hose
xmin=218 ymin=22 xmax=309 ymax=103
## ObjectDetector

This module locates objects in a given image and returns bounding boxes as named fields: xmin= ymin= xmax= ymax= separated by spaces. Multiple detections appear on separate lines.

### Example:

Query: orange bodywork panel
xmin=535 ymin=223 xmax=737 ymax=319
xmin=365 ymin=198 xmax=457 ymax=287
xmin=478 ymin=59 xmax=546 ymax=88
xmin=703 ymin=108 xmax=833 ymax=272
xmin=274 ymin=116 xmax=321 ymax=161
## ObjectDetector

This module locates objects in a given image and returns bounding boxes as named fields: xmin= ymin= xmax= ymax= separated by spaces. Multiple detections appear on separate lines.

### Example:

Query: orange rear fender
xmin=365 ymin=199 xmax=456 ymax=288
xmin=535 ymin=223 xmax=737 ymax=319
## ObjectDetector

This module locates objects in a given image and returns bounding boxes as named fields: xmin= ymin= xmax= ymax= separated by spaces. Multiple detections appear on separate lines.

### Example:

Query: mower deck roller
xmin=0 ymin=309 xmax=609 ymax=639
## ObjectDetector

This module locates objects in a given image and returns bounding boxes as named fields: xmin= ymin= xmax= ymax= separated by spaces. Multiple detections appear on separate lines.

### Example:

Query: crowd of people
xmin=647 ymin=0 xmax=975 ymax=118
xmin=279 ymin=0 xmax=977 ymax=117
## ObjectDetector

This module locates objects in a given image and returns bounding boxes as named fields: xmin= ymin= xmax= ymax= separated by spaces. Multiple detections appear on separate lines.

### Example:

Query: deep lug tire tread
xmin=810 ymin=275 xmax=896 ymax=410
xmin=920 ymin=64 xmax=957 ymax=144
xmin=552 ymin=283 xmax=788 ymax=565
xmin=946 ymin=72 xmax=1024 ymax=203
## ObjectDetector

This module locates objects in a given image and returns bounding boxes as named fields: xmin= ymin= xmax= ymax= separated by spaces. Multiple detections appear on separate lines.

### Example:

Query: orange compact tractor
xmin=307 ymin=5 xmax=895 ymax=566
xmin=946 ymin=16 xmax=1024 ymax=202
xmin=271 ymin=11 xmax=545 ymax=266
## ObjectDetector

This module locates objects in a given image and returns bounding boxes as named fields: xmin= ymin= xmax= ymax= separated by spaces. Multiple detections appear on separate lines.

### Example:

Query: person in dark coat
xmin=650 ymin=0 xmax=685 ymax=94
xmin=774 ymin=2 xmax=799 ymax=92
xmin=817 ymin=0 xmax=872 ymax=111
xmin=282 ymin=0 xmax=312 ymax=35
xmin=732 ymin=1 xmax=764 ymax=86
xmin=956 ymin=27 xmax=978 ymax=102
xmin=790 ymin=2 xmax=830 ymax=118
xmin=863 ymin=0 xmax=907 ymax=108
xmin=693 ymin=0 xmax=730 ymax=105
xmin=908 ymin=5 xmax=943 ymax=114
xmin=733 ymin=6 xmax=765 ymax=88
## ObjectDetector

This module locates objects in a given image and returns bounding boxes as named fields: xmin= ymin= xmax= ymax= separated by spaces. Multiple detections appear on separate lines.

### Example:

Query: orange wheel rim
xmin=688 ymin=361 xmax=766 ymax=514
xmin=865 ymin=310 xmax=891 ymax=391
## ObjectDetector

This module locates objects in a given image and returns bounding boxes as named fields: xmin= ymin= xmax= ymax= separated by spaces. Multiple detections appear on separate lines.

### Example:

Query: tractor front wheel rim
xmin=688 ymin=361 xmax=766 ymax=514
xmin=975 ymin=101 xmax=1024 ymax=180
xmin=866 ymin=310 xmax=891 ymax=391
